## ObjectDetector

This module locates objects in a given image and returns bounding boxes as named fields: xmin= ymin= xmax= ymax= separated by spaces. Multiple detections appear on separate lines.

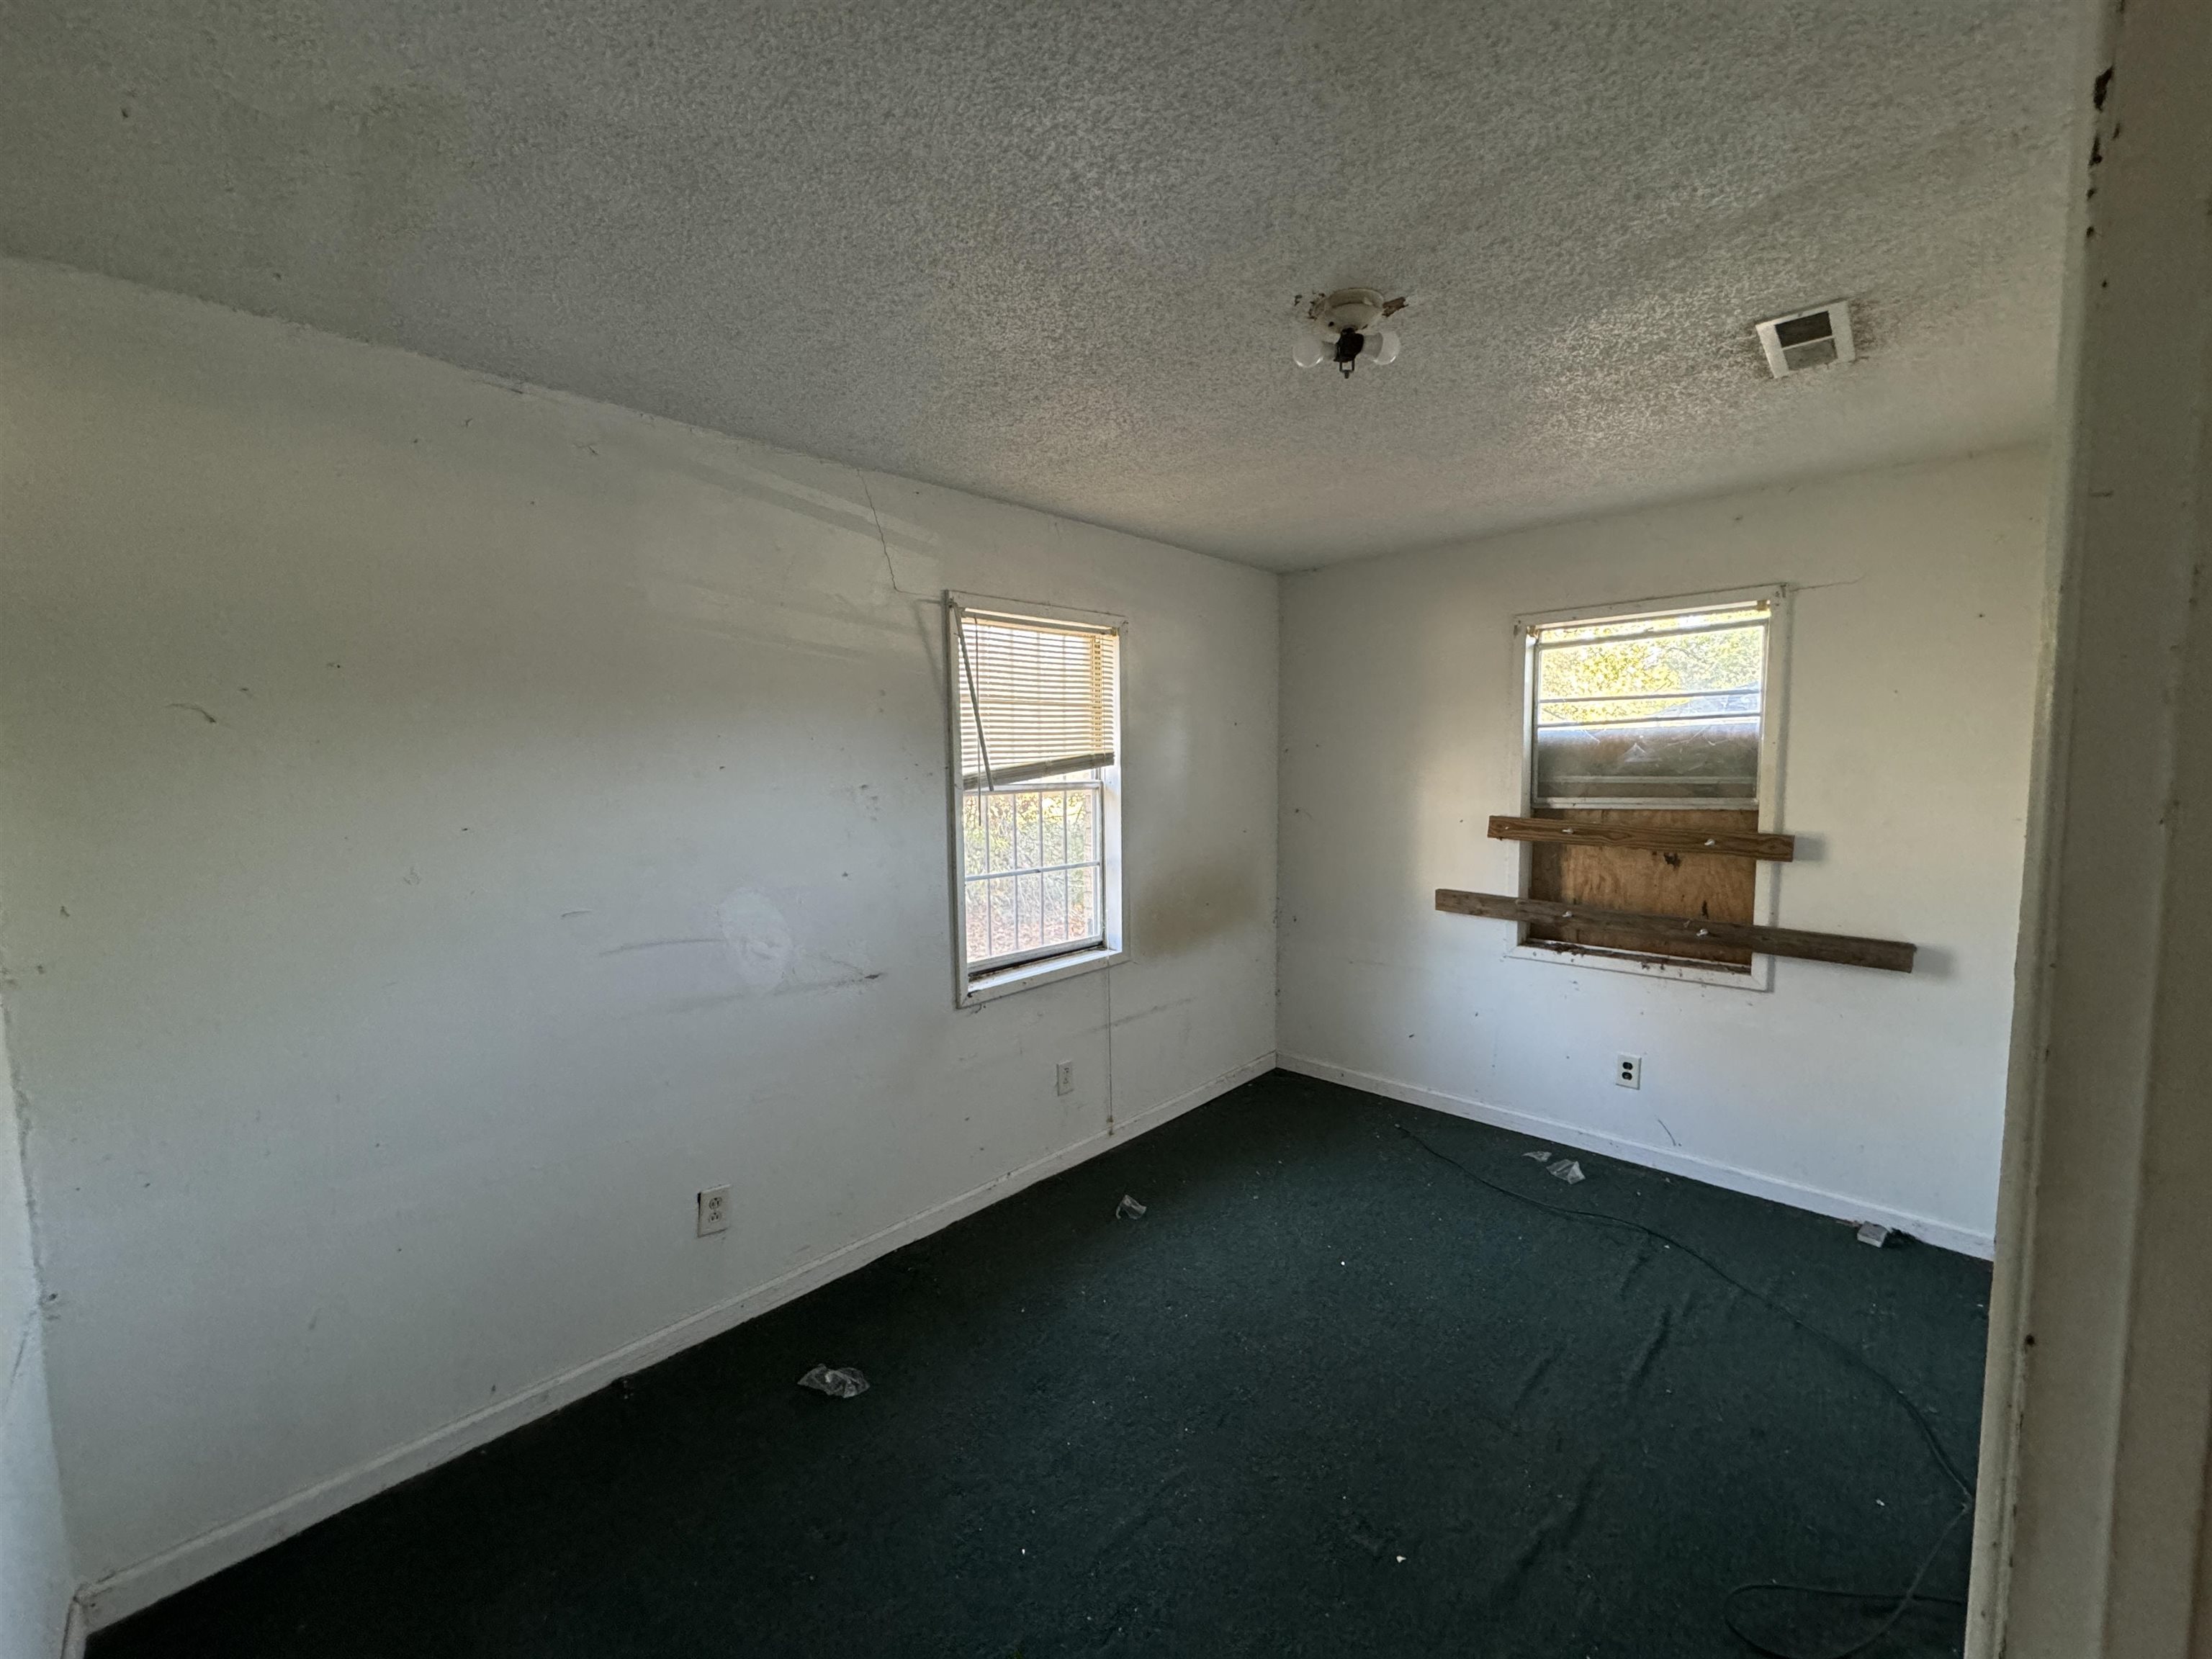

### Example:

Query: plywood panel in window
xmin=1526 ymin=807 xmax=1758 ymax=968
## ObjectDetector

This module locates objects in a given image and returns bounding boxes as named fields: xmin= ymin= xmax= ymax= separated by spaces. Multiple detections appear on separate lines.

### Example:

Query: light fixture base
xmin=1293 ymin=287 xmax=1408 ymax=377
xmin=1305 ymin=287 xmax=1403 ymax=335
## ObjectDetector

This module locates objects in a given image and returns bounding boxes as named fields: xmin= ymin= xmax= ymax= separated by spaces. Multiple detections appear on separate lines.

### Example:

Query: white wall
xmin=1278 ymin=447 xmax=2048 ymax=1254
xmin=1 ymin=1012 xmax=75 ymax=1659
xmin=0 ymin=259 xmax=1277 ymax=1617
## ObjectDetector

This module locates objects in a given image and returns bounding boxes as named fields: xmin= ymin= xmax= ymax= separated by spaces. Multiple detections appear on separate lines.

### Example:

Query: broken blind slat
xmin=958 ymin=612 xmax=1118 ymax=790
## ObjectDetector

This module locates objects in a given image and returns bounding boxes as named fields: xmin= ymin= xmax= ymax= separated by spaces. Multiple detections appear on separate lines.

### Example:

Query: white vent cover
xmin=1755 ymin=301 xmax=1856 ymax=377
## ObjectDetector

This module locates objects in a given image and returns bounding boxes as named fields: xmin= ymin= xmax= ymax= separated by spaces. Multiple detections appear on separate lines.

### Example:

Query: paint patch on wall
xmin=1134 ymin=853 xmax=1263 ymax=955
xmin=717 ymin=888 xmax=796 ymax=994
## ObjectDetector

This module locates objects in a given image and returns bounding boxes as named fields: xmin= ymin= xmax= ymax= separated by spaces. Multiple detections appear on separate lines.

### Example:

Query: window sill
xmin=960 ymin=945 xmax=1124 ymax=1007
xmin=1506 ymin=940 xmax=1774 ymax=992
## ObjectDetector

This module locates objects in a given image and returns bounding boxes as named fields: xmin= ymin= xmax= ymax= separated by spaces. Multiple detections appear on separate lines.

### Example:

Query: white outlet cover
xmin=1055 ymin=1060 xmax=1074 ymax=1097
xmin=1616 ymin=1054 xmax=1642 ymax=1089
xmin=697 ymin=1185 xmax=730 ymax=1236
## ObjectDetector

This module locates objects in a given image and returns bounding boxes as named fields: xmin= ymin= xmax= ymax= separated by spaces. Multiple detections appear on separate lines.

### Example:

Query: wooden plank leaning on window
xmin=1488 ymin=814 xmax=1797 ymax=862
xmin=1435 ymin=889 xmax=1915 ymax=974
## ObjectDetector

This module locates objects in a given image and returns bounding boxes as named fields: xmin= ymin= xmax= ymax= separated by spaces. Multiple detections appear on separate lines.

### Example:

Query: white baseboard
xmin=58 ymin=1597 xmax=86 ymax=1659
xmin=1277 ymin=1053 xmax=1995 ymax=1260
xmin=79 ymin=1051 xmax=1275 ymax=1631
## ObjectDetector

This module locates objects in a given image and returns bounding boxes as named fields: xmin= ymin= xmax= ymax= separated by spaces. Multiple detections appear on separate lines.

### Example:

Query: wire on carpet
xmin=1392 ymin=1121 xmax=1974 ymax=1659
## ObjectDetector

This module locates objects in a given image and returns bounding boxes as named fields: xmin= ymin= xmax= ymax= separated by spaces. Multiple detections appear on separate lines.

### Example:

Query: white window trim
xmin=962 ymin=942 xmax=1125 ymax=1005
xmin=1502 ymin=583 xmax=1790 ymax=992
xmin=943 ymin=591 xmax=1126 ymax=1008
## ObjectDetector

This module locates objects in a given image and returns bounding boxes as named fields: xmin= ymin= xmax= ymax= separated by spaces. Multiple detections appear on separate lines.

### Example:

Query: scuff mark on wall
xmin=596 ymin=889 xmax=884 ymax=1007
xmin=598 ymin=938 xmax=726 ymax=957
xmin=1107 ymin=994 xmax=1195 ymax=1030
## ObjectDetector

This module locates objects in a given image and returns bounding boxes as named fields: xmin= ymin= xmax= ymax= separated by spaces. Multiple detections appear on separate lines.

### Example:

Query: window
xmin=1516 ymin=593 xmax=1782 ymax=979
xmin=948 ymin=601 xmax=1123 ymax=1002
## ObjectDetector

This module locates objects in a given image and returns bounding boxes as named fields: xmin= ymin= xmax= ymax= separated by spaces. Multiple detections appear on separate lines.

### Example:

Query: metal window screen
xmin=1530 ymin=606 xmax=1767 ymax=807
xmin=960 ymin=784 xmax=1105 ymax=972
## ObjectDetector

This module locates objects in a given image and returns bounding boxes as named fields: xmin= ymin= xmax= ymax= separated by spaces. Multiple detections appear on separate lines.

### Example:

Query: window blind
xmin=957 ymin=611 xmax=1118 ymax=789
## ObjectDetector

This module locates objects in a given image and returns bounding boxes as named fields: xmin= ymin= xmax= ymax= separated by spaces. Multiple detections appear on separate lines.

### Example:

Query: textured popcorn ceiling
xmin=0 ymin=1 xmax=2077 ymax=569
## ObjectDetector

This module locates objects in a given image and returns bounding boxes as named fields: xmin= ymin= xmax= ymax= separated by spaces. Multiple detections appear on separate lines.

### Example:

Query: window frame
xmin=943 ymin=593 xmax=1126 ymax=1007
xmin=1505 ymin=583 xmax=1790 ymax=992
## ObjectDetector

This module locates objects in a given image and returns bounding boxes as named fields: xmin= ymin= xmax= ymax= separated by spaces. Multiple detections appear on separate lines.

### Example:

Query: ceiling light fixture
xmin=1292 ymin=288 xmax=1407 ymax=378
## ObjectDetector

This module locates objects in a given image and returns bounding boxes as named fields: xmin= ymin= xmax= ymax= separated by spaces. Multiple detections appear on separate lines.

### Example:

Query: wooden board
xmin=1435 ymin=889 xmax=1916 ymax=974
xmin=1525 ymin=807 xmax=1758 ymax=967
xmin=1489 ymin=815 xmax=1795 ymax=861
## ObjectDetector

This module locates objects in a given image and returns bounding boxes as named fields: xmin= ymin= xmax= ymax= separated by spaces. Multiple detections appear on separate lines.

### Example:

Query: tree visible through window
xmin=959 ymin=785 xmax=1102 ymax=968
xmin=1533 ymin=605 xmax=1767 ymax=807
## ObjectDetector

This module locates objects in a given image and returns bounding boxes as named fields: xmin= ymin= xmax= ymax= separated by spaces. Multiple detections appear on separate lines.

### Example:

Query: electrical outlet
xmin=1616 ymin=1054 xmax=1642 ymax=1089
xmin=1055 ymin=1060 xmax=1075 ymax=1097
xmin=696 ymin=1186 xmax=730 ymax=1236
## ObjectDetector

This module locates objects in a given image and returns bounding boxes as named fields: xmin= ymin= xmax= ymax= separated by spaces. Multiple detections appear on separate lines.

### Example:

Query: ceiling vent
xmin=1755 ymin=301 xmax=1855 ymax=377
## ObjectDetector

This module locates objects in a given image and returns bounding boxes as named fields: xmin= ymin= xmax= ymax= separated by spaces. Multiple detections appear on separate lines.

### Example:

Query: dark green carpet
xmin=94 ymin=1071 xmax=1989 ymax=1658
